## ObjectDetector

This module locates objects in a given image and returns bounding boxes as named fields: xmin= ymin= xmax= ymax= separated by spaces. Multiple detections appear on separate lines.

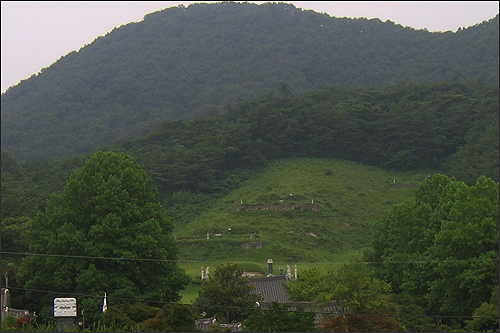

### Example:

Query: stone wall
xmin=234 ymin=204 xmax=322 ymax=212
xmin=390 ymin=183 xmax=419 ymax=188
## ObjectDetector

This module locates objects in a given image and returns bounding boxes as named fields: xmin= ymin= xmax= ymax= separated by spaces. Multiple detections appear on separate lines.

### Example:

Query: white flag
xmin=102 ymin=292 xmax=107 ymax=313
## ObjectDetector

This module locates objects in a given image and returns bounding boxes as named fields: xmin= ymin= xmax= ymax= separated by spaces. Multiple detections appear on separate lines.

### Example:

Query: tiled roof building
xmin=195 ymin=260 xmax=341 ymax=330
xmin=248 ymin=262 xmax=341 ymax=325
xmin=1 ymin=288 xmax=36 ymax=323
xmin=250 ymin=275 xmax=291 ymax=303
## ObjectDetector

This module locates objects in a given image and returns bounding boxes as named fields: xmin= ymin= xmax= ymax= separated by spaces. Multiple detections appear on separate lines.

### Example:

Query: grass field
xmin=174 ymin=158 xmax=427 ymax=264
xmin=173 ymin=157 xmax=433 ymax=303
xmin=177 ymin=248 xmax=367 ymax=304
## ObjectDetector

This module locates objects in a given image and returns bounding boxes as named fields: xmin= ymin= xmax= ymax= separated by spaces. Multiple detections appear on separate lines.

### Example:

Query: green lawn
xmin=175 ymin=158 xmax=426 ymax=264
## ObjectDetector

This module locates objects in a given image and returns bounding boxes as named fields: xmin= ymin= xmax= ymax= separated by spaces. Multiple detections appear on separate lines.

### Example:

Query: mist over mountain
xmin=1 ymin=2 xmax=498 ymax=161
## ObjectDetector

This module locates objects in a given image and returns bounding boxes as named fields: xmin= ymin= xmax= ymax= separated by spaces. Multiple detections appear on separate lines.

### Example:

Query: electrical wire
xmin=2 ymin=251 xmax=498 ymax=265
xmin=1 ymin=251 xmax=197 ymax=263
xmin=3 ymin=286 xmax=498 ymax=320
xmin=3 ymin=254 xmax=497 ymax=321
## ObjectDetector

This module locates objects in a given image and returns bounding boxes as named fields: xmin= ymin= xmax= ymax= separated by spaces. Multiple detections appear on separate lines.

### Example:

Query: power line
xmin=2 ymin=251 xmax=498 ymax=265
xmin=1 ymin=251 xmax=199 ymax=263
xmin=174 ymin=209 xmax=362 ymax=218
xmin=5 ymin=286 xmax=498 ymax=320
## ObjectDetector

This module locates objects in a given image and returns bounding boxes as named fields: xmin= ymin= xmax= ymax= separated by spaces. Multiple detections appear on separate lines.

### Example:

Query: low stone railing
xmin=234 ymin=204 xmax=322 ymax=212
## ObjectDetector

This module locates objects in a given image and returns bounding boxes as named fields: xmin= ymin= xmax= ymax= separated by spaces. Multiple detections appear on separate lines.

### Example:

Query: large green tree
xmin=140 ymin=304 xmax=200 ymax=332
xmin=244 ymin=302 xmax=316 ymax=332
xmin=465 ymin=285 xmax=500 ymax=332
xmin=18 ymin=151 xmax=189 ymax=324
xmin=193 ymin=262 xmax=260 ymax=323
xmin=285 ymin=264 xmax=394 ymax=313
xmin=284 ymin=264 xmax=399 ymax=331
xmin=368 ymin=174 xmax=499 ymax=327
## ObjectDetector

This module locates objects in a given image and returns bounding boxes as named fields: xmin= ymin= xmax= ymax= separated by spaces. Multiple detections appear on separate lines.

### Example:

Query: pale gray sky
xmin=1 ymin=1 xmax=498 ymax=93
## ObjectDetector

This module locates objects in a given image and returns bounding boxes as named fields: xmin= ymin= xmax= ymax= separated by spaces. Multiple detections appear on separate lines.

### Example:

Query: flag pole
xmin=102 ymin=292 xmax=107 ymax=313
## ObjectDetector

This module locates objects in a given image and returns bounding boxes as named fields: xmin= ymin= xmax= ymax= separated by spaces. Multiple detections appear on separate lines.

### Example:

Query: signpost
xmin=54 ymin=298 xmax=77 ymax=332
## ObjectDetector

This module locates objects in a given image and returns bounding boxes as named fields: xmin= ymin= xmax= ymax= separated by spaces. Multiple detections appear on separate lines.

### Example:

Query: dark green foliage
xmin=245 ymin=302 xmax=316 ymax=332
xmin=114 ymin=81 xmax=498 ymax=198
xmin=118 ymin=301 xmax=162 ymax=326
xmin=368 ymin=174 xmax=499 ymax=327
xmin=391 ymin=293 xmax=436 ymax=332
xmin=2 ymin=82 xmax=497 ymax=223
xmin=0 ymin=319 xmax=141 ymax=333
xmin=319 ymin=313 xmax=401 ymax=332
xmin=193 ymin=262 xmax=260 ymax=323
xmin=140 ymin=304 xmax=200 ymax=332
xmin=101 ymin=302 xmax=199 ymax=332
xmin=1 ymin=151 xmax=44 ymax=219
xmin=1 ymin=151 xmax=87 ymax=219
xmin=465 ymin=285 xmax=500 ymax=332
xmin=1 ymin=77 xmax=498 ymax=331
xmin=101 ymin=305 xmax=141 ymax=329
xmin=17 ymin=151 xmax=189 ymax=325
xmin=0 ymin=317 xmax=20 ymax=332
xmin=284 ymin=264 xmax=395 ymax=313
xmin=283 ymin=263 xmax=400 ymax=332
xmin=445 ymin=112 xmax=499 ymax=184
xmin=1 ymin=217 xmax=31 ymax=306
xmin=1 ymin=2 xmax=498 ymax=161
xmin=1 ymin=217 xmax=31 ymax=253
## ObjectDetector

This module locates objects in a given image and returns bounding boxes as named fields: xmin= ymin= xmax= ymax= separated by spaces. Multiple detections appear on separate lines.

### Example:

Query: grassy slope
xmin=176 ymin=158 xmax=429 ymax=288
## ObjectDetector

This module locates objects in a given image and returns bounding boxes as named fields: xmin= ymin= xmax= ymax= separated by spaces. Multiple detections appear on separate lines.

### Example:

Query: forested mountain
xmin=111 ymin=81 xmax=499 ymax=194
xmin=2 ymin=81 xmax=498 ymax=221
xmin=1 ymin=2 xmax=498 ymax=161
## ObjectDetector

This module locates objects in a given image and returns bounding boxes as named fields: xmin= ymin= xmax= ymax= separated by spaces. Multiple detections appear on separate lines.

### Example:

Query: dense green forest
xmin=2 ymin=81 xmax=498 ymax=222
xmin=1 ymin=2 xmax=498 ymax=160
xmin=1 ymin=2 xmax=498 ymax=331
xmin=366 ymin=174 xmax=499 ymax=331
xmin=2 ymin=80 xmax=498 ymax=283
xmin=111 ymin=81 xmax=498 ymax=194
xmin=281 ymin=171 xmax=499 ymax=332
xmin=1 ymin=82 xmax=499 ymax=331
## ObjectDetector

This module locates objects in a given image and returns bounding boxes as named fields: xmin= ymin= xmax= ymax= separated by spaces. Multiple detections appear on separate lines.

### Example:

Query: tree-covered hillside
xmin=110 ymin=81 xmax=498 ymax=196
xmin=1 ymin=2 xmax=498 ymax=160
xmin=2 ymin=82 xmax=497 ymax=222
xmin=1 ymin=78 xmax=498 ymax=331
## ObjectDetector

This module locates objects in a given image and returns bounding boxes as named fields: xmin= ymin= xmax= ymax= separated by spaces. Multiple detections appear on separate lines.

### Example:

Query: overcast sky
xmin=1 ymin=1 xmax=498 ymax=93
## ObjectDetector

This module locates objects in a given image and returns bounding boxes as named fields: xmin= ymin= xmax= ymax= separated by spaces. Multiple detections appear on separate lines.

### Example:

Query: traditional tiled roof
xmin=249 ymin=275 xmax=291 ymax=303
xmin=195 ymin=317 xmax=217 ymax=331
xmin=248 ymin=276 xmax=342 ymax=325
xmin=2 ymin=288 xmax=37 ymax=322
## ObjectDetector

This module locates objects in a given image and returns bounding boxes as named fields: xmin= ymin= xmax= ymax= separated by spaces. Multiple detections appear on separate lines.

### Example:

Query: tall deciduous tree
xmin=193 ymin=262 xmax=260 ymax=323
xmin=285 ymin=263 xmax=399 ymax=332
xmin=18 ymin=151 xmax=189 ymax=324
xmin=245 ymin=302 xmax=316 ymax=332
xmin=465 ymin=285 xmax=500 ymax=332
xmin=140 ymin=304 xmax=200 ymax=332
xmin=368 ymin=174 xmax=499 ymax=326
xmin=285 ymin=264 xmax=394 ymax=313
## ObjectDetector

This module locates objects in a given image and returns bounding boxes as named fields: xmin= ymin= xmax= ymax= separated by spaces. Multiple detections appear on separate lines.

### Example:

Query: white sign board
xmin=54 ymin=298 xmax=77 ymax=317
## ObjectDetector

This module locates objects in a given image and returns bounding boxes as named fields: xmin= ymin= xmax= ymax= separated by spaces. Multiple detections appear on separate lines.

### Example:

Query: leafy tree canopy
xmin=17 ymin=151 xmax=189 ymax=324
xmin=193 ymin=262 xmax=260 ymax=323
xmin=285 ymin=263 xmax=394 ymax=313
xmin=140 ymin=303 xmax=200 ymax=332
xmin=245 ymin=302 xmax=316 ymax=332
xmin=285 ymin=263 xmax=399 ymax=332
xmin=1 ymin=82 xmax=498 ymax=223
xmin=465 ymin=285 xmax=500 ymax=332
xmin=367 ymin=174 xmax=499 ymax=326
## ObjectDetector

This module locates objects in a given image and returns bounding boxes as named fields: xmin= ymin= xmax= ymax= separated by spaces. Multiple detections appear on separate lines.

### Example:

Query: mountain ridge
xmin=1 ymin=2 xmax=498 ymax=161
